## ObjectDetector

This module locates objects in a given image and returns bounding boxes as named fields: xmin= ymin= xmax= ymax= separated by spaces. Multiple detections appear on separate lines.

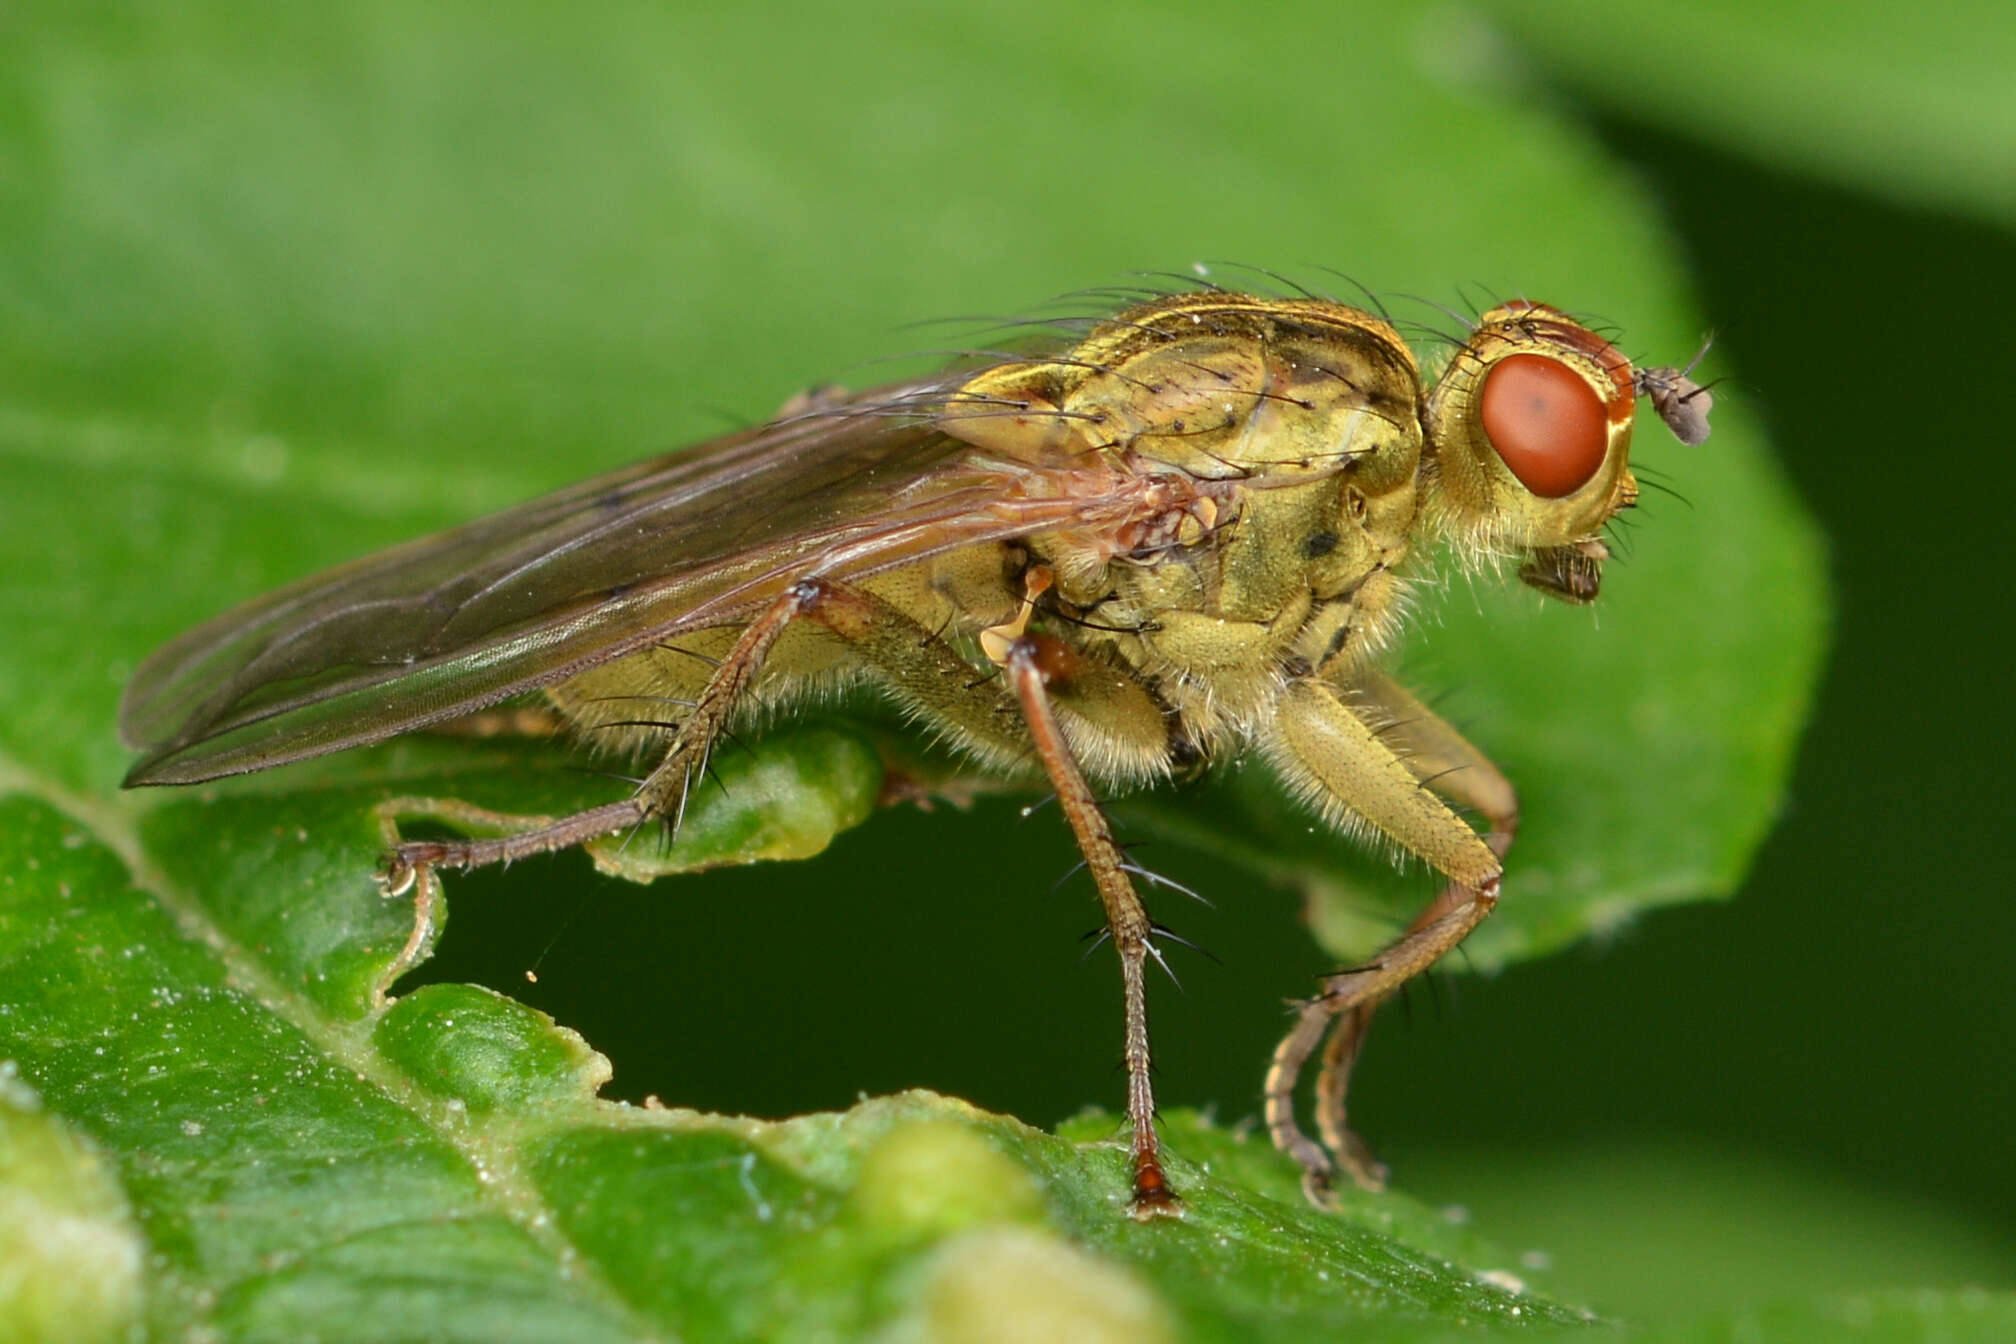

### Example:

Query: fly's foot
xmin=1298 ymin=1163 xmax=1340 ymax=1211
xmin=1335 ymin=1132 xmax=1390 ymax=1193
xmin=371 ymin=834 xmax=450 ymax=987
xmin=1291 ymin=1145 xmax=1383 ymax=1208
xmin=380 ymin=848 xmax=424 ymax=898
xmin=380 ymin=837 xmax=492 ymax=900
xmin=1126 ymin=1158 xmax=1185 ymax=1221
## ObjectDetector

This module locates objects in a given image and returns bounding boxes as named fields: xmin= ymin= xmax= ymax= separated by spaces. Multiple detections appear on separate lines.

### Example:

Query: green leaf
xmin=3 ymin=788 xmax=1588 ymax=1339
xmin=584 ymin=727 xmax=884 ymax=880
xmin=1472 ymin=0 xmax=2016 ymax=227
xmin=0 ymin=0 xmax=1825 ymax=1337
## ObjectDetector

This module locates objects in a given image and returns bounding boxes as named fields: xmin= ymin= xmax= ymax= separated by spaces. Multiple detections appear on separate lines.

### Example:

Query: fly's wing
xmin=120 ymin=377 xmax=1135 ymax=785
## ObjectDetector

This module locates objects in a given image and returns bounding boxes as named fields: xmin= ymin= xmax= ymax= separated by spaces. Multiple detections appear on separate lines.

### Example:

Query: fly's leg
xmin=385 ymin=579 xmax=831 ymax=889
xmin=1308 ymin=675 xmax=1517 ymax=1188
xmin=384 ymin=574 xmax=1044 ymax=886
xmin=1005 ymin=633 xmax=1181 ymax=1219
xmin=1258 ymin=675 xmax=1507 ymax=1203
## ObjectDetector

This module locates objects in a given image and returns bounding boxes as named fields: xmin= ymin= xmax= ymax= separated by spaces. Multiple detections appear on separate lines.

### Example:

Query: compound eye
xmin=1479 ymin=353 xmax=1608 ymax=498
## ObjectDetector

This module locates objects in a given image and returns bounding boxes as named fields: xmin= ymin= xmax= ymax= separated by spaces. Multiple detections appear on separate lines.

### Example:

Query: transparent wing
xmin=121 ymin=377 xmax=1135 ymax=784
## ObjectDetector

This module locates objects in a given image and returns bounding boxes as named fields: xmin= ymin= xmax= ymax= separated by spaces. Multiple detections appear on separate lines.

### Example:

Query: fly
xmin=120 ymin=287 xmax=1712 ymax=1217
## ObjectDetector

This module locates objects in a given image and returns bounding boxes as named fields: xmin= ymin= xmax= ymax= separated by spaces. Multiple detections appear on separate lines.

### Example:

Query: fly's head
xmin=1422 ymin=301 xmax=1713 ymax=604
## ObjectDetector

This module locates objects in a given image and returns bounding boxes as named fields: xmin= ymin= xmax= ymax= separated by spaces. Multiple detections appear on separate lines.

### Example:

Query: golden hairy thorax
xmin=121 ymin=282 xmax=1711 ymax=1217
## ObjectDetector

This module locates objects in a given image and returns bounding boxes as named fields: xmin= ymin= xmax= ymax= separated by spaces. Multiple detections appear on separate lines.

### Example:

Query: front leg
xmin=1311 ymin=675 xmax=1518 ymax=1187
xmin=1258 ymin=674 xmax=1509 ymax=1202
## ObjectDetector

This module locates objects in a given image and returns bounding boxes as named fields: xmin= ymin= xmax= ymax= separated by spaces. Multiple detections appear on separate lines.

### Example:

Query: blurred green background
xmin=4 ymin=0 xmax=2013 ymax=1333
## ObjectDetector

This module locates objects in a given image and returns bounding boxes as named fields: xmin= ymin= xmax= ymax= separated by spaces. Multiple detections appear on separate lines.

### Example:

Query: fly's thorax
xmin=941 ymin=293 xmax=1426 ymax=488
xmin=937 ymin=292 xmax=1433 ymax=695
xmin=1422 ymin=302 xmax=1640 ymax=568
xmin=1213 ymin=471 xmax=1415 ymax=620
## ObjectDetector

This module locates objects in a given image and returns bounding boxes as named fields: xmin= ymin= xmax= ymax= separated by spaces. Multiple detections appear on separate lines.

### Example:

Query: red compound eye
xmin=1479 ymin=353 xmax=1608 ymax=498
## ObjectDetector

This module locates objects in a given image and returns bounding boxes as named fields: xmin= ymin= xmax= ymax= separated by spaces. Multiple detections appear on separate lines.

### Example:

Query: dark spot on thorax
xmin=1302 ymin=530 xmax=1339 ymax=559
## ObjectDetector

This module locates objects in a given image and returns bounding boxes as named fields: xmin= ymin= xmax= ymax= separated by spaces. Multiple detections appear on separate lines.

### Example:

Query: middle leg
xmin=1004 ymin=632 xmax=1183 ymax=1219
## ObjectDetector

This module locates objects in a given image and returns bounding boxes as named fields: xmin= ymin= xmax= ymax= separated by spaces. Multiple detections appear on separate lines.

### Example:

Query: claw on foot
xmin=1338 ymin=1142 xmax=1390 ymax=1194
xmin=1126 ymin=1155 xmax=1184 ymax=1221
xmin=1299 ymin=1167 xmax=1339 ymax=1210
xmin=380 ymin=852 xmax=421 ymax=898
xmin=1293 ymin=1141 xmax=1385 ymax=1209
